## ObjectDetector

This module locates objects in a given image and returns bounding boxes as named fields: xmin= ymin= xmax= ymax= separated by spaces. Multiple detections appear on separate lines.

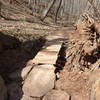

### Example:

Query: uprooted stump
xmin=55 ymin=20 xmax=100 ymax=100
xmin=64 ymin=21 xmax=100 ymax=71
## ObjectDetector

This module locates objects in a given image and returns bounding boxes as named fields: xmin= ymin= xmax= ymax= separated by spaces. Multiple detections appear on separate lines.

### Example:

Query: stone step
xmin=32 ymin=32 xmax=66 ymax=65
xmin=33 ymin=44 xmax=61 ymax=64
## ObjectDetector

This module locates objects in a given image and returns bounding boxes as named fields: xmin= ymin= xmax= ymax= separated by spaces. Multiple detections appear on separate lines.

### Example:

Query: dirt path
xmin=32 ymin=29 xmax=69 ymax=65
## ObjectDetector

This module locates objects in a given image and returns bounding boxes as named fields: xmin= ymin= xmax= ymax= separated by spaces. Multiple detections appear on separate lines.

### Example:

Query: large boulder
xmin=43 ymin=89 xmax=70 ymax=100
xmin=22 ymin=64 xmax=56 ymax=97
xmin=9 ymin=64 xmax=34 ymax=81
xmin=0 ymin=76 xmax=7 ymax=100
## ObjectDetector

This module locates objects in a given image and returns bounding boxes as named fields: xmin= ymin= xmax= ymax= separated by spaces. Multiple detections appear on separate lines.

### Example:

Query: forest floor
xmin=0 ymin=0 xmax=100 ymax=100
xmin=0 ymin=17 xmax=99 ymax=100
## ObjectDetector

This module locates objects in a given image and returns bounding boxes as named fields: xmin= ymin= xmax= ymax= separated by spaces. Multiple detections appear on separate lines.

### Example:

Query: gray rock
xmin=0 ymin=76 xmax=7 ymax=100
xmin=9 ymin=64 xmax=34 ymax=81
xmin=43 ymin=89 xmax=70 ymax=100
xmin=22 ymin=64 xmax=56 ymax=97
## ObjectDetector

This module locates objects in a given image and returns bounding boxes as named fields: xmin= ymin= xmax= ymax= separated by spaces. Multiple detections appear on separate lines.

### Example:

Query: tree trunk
xmin=55 ymin=0 xmax=62 ymax=23
xmin=41 ymin=0 xmax=56 ymax=20
xmin=88 ymin=0 xmax=100 ymax=19
xmin=28 ymin=0 xmax=31 ymax=6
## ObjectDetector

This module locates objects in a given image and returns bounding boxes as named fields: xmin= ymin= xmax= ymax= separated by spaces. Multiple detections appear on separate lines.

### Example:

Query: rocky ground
xmin=0 ymin=18 xmax=100 ymax=100
xmin=0 ymin=0 xmax=100 ymax=100
xmin=0 ymin=18 xmax=72 ymax=100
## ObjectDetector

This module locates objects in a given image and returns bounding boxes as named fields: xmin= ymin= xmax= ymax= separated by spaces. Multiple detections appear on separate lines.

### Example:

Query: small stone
xmin=43 ymin=89 xmax=70 ymax=100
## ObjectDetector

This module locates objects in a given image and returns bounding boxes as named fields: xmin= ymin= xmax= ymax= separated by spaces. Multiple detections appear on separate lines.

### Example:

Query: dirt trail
xmin=32 ymin=29 xmax=68 ymax=65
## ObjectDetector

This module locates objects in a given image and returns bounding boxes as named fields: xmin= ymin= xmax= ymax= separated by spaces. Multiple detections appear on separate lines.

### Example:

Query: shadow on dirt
xmin=0 ymin=32 xmax=46 ymax=100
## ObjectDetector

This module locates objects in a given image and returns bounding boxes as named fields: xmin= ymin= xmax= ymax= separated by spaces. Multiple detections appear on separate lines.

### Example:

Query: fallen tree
xmin=64 ymin=17 xmax=100 ymax=71
xmin=55 ymin=17 xmax=100 ymax=100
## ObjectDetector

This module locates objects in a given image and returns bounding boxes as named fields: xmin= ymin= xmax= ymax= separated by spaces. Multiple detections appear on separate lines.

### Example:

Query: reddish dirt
xmin=55 ymin=21 xmax=100 ymax=100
